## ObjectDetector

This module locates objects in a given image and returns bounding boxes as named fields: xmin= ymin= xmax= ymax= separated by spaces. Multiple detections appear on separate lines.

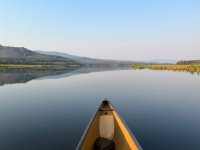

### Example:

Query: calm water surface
xmin=0 ymin=68 xmax=200 ymax=150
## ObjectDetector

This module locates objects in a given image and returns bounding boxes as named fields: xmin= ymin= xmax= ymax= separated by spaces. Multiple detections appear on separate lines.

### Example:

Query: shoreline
xmin=0 ymin=64 xmax=80 ymax=69
xmin=131 ymin=64 xmax=200 ymax=73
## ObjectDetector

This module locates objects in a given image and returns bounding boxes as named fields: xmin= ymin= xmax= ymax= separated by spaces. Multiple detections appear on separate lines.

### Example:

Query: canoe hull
xmin=76 ymin=100 xmax=142 ymax=150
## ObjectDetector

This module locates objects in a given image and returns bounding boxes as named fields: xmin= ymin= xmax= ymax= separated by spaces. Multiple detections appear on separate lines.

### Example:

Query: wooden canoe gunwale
xmin=76 ymin=103 xmax=100 ymax=150
xmin=76 ymin=100 xmax=142 ymax=150
xmin=111 ymin=105 xmax=142 ymax=150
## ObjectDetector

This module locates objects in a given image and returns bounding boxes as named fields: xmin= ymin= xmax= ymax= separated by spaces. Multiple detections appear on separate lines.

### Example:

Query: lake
xmin=0 ymin=67 xmax=199 ymax=150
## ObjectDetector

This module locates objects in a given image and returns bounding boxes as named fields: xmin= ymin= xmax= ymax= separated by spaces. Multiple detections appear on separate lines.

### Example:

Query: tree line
xmin=0 ymin=57 xmax=76 ymax=65
xmin=177 ymin=60 xmax=200 ymax=65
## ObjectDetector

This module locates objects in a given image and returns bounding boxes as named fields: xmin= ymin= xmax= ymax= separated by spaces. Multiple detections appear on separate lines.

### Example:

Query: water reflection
xmin=0 ymin=68 xmax=199 ymax=150
xmin=188 ymin=71 xmax=200 ymax=75
xmin=0 ymin=68 xmax=76 ymax=86
xmin=0 ymin=67 xmax=129 ymax=86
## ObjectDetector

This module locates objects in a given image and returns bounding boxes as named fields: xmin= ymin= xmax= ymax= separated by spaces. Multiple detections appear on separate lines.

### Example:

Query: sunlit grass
xmin=0 ymin=64 xmax=79 ymax=69
xmin=131 ymin=65 xmax=200 ymax=73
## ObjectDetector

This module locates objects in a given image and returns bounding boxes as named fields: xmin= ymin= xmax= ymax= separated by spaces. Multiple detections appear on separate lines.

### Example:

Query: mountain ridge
xmin=0 ymin=45 xmax=36 ymax=58
xmin=0 ymin=45 xmax=79 ymax=66
xmin=35 ymin=50 xmax=146 ymax=66
xmin=0 ymin=44 xmax=176 ymax=66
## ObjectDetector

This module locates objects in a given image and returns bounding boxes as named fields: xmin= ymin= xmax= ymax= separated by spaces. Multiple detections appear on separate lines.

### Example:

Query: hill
xmin=0 ymin=45 xmax=35 ymax=58
xmin=0 ymin=45 xmax=79 ymax=67
xmin=36 ymin=51 xmax=145 ymax=66
xmin=0 ymin=45 xmax=173 ymax=67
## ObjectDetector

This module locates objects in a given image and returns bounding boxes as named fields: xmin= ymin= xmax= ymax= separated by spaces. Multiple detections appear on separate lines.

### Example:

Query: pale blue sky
xmin=0 ymin=0 xmax=200 ymax=60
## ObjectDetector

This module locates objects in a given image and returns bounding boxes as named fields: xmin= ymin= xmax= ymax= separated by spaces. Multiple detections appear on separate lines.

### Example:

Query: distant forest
xmin=177 ymin=60 xmax=200 ymax=65
xmin=0 ymin=57 xmax=76 ymax=65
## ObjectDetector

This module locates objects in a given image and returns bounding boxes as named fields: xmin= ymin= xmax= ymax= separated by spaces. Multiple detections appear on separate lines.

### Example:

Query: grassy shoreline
xmin=0 ymin=64 xmax=80 ymax=69
xmin=131 ymin=64 xmax=200 ymax=72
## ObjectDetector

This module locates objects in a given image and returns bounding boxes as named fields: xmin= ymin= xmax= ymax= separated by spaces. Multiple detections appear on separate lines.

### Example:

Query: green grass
xmin=131 ymin=64 xmax=200 ymax=73
xmin=0 ymin=64 xmax=79 ymax=69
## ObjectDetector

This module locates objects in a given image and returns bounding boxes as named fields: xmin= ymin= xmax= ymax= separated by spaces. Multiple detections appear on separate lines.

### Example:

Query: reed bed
xmin=0 ymin=64 xmax=68 ymax=69
xmin=131 ymin=65 xmax=200 ymax=72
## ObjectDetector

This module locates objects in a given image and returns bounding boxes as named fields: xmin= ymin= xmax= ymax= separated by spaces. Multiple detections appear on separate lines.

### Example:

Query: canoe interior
xmin=77 ymin=101 xmax=141 ymax=150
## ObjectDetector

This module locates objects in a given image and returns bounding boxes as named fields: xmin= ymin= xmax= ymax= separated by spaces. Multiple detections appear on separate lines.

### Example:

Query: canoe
xmin=76 ymin=100 xmax=142 ymax=150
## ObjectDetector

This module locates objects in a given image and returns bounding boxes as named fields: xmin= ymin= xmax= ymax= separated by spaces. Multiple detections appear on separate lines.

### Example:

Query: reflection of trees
xmin=188 ymin=71 xmax=200 ymax=76
xmin=2 ymin=65 xmax=198 ymax=86
xmin=0 ymin=68 xmax=76 ymax=86
xmin=0 ymin=66 xmax=129 ymax=86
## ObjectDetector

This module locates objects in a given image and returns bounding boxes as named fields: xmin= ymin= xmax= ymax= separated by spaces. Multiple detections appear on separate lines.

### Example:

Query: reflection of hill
xmin=0 ymin=67 xmax=130 ymax=86
xmin=36 ymin=66 xmax=130 ymax=80
xmin=0 ymin=68 xmax=75 ymax=86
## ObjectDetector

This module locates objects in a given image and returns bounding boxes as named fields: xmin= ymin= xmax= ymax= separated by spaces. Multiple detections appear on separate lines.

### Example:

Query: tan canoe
xmin=76 ymin=100 xmax=142 ymax=150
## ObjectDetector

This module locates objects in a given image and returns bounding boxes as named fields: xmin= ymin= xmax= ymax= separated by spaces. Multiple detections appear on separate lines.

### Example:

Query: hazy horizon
xmin=0 ymin=0 xmax=199 ymax=61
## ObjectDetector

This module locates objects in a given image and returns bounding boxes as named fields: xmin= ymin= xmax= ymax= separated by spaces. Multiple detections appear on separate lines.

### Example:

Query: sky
xmin=0 ymin=0 xmax=200 ymax=61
